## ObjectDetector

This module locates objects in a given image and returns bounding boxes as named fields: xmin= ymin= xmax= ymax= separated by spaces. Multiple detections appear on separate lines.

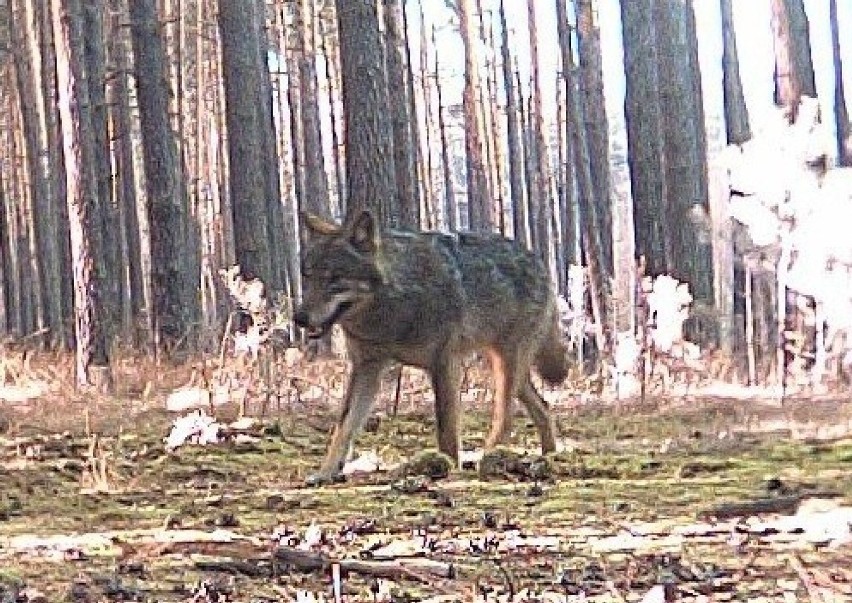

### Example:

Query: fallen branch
xmin=273 ymin=546 xmax=454 ymax=583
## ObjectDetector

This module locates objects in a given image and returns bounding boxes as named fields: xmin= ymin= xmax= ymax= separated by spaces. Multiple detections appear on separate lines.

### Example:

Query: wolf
xmin=294 ymin=209 xmax=568 ymax=485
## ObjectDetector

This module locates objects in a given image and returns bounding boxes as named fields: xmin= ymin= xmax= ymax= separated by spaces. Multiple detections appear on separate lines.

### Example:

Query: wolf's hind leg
xmin=431 ymin=354 xmax=462 ymax=465
xmin=309 ymin=360 xmax=387 ymax=484
xmin=517 ymin=377 xmax=557 ymax=454
xmin=484 ymin=348 xmax=516 ymax=449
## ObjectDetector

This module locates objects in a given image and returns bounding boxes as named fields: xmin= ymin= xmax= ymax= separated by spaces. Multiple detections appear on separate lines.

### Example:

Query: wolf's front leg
xmin=431 ymin=355 xmax=462 ymax=466
xmin=306 ymin=360 xmax=387 ymax=486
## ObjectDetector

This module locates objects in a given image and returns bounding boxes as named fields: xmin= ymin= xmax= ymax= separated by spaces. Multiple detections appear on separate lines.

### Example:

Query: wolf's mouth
xmin=305 ymin=301 xmax=355 ymax=339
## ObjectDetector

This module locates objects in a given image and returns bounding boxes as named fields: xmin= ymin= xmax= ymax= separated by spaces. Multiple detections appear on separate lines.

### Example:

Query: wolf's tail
xmin=534 ymin=310 xmax=569 ymax=386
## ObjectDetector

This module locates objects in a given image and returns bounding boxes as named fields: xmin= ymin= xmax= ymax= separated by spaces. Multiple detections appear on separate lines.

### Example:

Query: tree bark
xmin=219 ymin=0 xmax=274 ymax=281
xmin=336 ymin=0 xmax=397 ymax=225
xmin=719 ymin=0 xmax=751 ymax=145
xmin=52 ymin=0 xmax=110 ymax=386
xmin=771 ymin=0 xmax=817 ymax=120
xmin=575 ymin=0 xmax=613 ymax=276
xmin=383 ymin=0 xmax=419 ymax=229
xmin=621 ymin=0 xmax=669 ymax=276
xmin=655 ymin=0 xmax=714 ymax=316
xmin=499 ymin=0 xmax=528 ymax=247
xmin=829 ymin=0 xmax=851 ymax=166
xmin=131 ymin=0 xmax=199 ymax=349
xmin=457 ymin=0 xmax=491 ymax=232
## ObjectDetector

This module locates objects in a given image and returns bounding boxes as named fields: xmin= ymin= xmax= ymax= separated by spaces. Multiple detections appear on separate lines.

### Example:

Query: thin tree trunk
xmin=383 ymin=0 xmax=419 ymax=229
xmin=295 ymin=0 xmax=331 ymax=219
xmin=434 ymin=44 xmax=455 ymax=231
xmin=575 ymin=0 xmax=613 ymax=276
xmin=829 ymin=0 xmax=851 ymax=166
xmin=719 ymin=0 xmax=751 ymax=145
xmin=526 ymin=0 xmax=552 ymax=266
xmin=499 ymin=0 xmax=527 ymax=247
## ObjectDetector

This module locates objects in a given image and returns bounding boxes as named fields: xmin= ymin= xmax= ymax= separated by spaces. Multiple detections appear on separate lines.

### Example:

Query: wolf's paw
xmin=304 ymin=472 xmax=345 ymax=487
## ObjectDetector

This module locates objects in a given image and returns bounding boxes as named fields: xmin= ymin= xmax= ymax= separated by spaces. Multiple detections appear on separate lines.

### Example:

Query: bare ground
xmin=0 ymin=356 xmax=851 ymax=602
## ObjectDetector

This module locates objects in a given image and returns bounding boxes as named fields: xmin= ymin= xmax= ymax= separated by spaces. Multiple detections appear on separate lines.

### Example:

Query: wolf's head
xmin=293 ymin=210 xmax=385 ymax=339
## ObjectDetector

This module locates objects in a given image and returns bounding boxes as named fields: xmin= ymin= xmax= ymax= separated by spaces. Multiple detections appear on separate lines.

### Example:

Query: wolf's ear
xmin=301 ymin=212 xmax=339 ymax=237
xmin=349 ymin=209 xmax=379 ymax=253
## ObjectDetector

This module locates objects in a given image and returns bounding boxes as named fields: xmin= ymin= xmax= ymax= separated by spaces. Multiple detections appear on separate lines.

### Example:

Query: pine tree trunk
xmin=500 ymin=0 xmax=528 ymax=247
xmin=254 ymin=0 xmax=285 ymax=292
xmin=130 ymin=0 xmax=199 ymax=348
xmin=336 ymin=0 xmax=397 ymax=225
xmin=554 ymin=0 xmax=577 ymax=267
xmin=719 ymin=0 xmax=751 ymax=145
xmin=108 ymin=0 xmax=144 ymax=336
xmin=575 ymin=0 xmax=613 ymax=276
xmin=219 ymin=0 xmax=274 ymax=281
xmin=457 ymin=0 xmax=491 ymax=232
xmin=434 ymin=49 xmax=455 ymax=231
xmin=52 ymin=0 xmax=110 ymax=387
xmin=383 ymin=0 xmax=419 ymax=229
xmin=295 ymin=0 xmax=331 ymax=219
xmin=526 ymin=0 xmax=552 ymax=266
xmin=11 ymin=0 xmax=59 ymax=339
xmin=771 ymin=0 xmax=817 ymax=120
xmin=829 ymin=0 xmax=851 ymax=166
xmin=655 ymin=0 xmax=714 ymax=317
xmin=620 ymin=0 xmax=669 ymax=276
xmin=83 ymin=0 xmax=121 ymax=340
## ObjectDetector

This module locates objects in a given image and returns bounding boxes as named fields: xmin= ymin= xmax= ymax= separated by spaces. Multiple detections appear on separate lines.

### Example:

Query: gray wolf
xmin=294 ymin=210 xmax=568 ymax=484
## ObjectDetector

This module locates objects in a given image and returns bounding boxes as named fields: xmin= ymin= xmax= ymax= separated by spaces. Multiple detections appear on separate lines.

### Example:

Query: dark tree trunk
xmin=219 ymin=0 xmax=274 ymax=281
xmin=829 ymin=0 xmax=851 ymax=166
xmin=620 ymin=0 xmax=669 ymax=275
xmin=655 ymin=0 xmax=714 ymax=311
xmin=771 ymin=0 xmax=817 ymax=120
xmin=576 ymin=0 xmax=613 ymax=276
xmin=500 ymin=0 xmax=526 ymax=245
xmin=719 ymin=0 xmax=751 ymax=145
xmin=130 ymin=0 xmax=199 ymax=348
xmin=336 ymin=0 xmax=397 ymax=225
xmin=383 ymin=0 xmax=420 ymax=229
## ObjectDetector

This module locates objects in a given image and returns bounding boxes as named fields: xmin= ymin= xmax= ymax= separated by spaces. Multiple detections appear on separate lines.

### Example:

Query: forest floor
xmin=0 ymin=351 xmax=851 ymax=602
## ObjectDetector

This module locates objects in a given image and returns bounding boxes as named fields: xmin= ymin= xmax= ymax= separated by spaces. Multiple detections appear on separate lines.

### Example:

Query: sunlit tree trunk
xmin=52 ymin=0 xmax=110 ymax=387
xmin=526 ymin=0 xmax=552 ymax=265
